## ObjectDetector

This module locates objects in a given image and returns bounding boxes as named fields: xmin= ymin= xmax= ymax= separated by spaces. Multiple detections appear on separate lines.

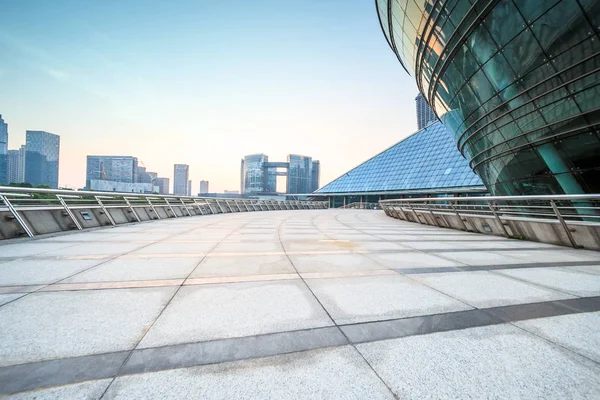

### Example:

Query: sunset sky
xmin=0 ymin=0 xmax=418 ymax=193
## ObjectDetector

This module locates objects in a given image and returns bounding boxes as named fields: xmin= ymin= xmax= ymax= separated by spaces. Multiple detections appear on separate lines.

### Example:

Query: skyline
xmin=0 ymin=0 xmax=418 ymax=192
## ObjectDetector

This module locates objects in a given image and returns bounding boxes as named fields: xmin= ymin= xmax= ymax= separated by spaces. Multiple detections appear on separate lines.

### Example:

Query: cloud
xmin=41 ymin=66 xmax=70 ymax=81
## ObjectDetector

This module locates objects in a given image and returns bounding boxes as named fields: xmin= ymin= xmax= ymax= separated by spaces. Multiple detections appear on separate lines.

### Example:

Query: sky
xmin=0 ymin=0 xmax=418 ymax=193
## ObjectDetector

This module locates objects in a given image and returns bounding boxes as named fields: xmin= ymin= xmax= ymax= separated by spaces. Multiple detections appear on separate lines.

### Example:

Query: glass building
xmin=241 ymin=153 xmax=319 ymax=194
xmin=241 ymin=154 xmax=270 ymax=194
xmin=0 ymin=115 xmax=7 ymax=184
xmin=315 ymin=121 xmax=485 ymax=207
xmin=86 ymin=156 xmax=139 ymax=188
xmin=24 ymin=130 xmax=60 ymax=188
xmin=173 ymin=164 xmax=189 ymax=196
xmin=416 ymin=93 xmax=437 ymax=129
xmin=376 ymin=0 xmax=600 ymax=195
xmin=287 ymin=154 xmax=316 ymax=194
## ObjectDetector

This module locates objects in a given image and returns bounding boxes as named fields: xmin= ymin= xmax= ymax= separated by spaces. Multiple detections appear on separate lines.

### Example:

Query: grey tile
xmin=414 ymin=271 xmax=575 ymax=308
xmin=341 ymin=309 xmax=502 ymax=343
xmin=122 ymin=326 xmax=348 ymax=375
xmin=130 ymin=242 xmax=215 ymax=255
xmin=516 ymin=312 xmax=600 ymax=362
xmin=0 ymin=287 xmax=177 ymax=366
xmin=106 ymin=347 xmax=395 ymax=400
xmin=211 ymin=241 xmax=283 ymax=253
xmin=0 ymin=259 xmax=102 ymax=285
xmin=306 ymin=275 xmax=471 ymax=324
xmin=358 ymin=324 xmax=600 ymax=399
xmin=431 ymin=250 xmax=526 ymax=266
xmin=364 ymin=251 xmax=462 ymax=269
xmin=0 ymin=352 xmax=126 ymax=396
xmin=139 ymin=280 xmax=333 ymax=348
xmin=3 ymin=379 xmax=112 ymax=400
xmin=190 ymin=254 xmax=294 ymax=277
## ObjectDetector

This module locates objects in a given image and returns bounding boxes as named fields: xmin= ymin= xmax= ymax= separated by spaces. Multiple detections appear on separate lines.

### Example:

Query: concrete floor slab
xmin=139 ymin=280 xmax=333 ymax=347
xmin=496 ymin=267 xmax=600 ymax=297
xmin=42 ymin=243 xmax=145 ymax=257
xmin=130 ymin=242 xmax=215 ymax=255
xmin=104 ymin=346 xmax=395 ymax=400
xmin=414 ymin=271 xmax=575 ymax=308
xmin=430 ymin=250 xmax=526 ymax=266
xmin=364 ymin=251 xmax=462 ymax=269
xmin=211 ymin=241 xmax=283 ymax=253
xmin=0 ymin=293 xmax=25 ymax=306
xmin=506 ymin=249 xmax=600 ymax=263
xmin=516 ymin=311 xmax=600 ymax=362
xmin=63 ymin=257 xmax=202 ymax=283
xmin=290 ymin=253 xmax=384 ymax=273
xmin=190 ymin=254 xmax=294 ymax=277
xmin=306 ymin=275 xmax=472 ymax=324
xmin=0 ymin=287 xmax=177 ymax=366
xmin=0 ymin=259 xmax=102 ymax=285
xmin=357 ymin=324 xmax=600 ymax=399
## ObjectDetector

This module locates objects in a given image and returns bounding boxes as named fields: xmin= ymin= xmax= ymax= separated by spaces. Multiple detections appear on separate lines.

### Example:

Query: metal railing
xmin=0 ymin=186 xmax=328 ymax=239
xmin=379 ymin=194 xmax=600 ymax=248
xmin=339 ymin=202 xmax=380 ymax=210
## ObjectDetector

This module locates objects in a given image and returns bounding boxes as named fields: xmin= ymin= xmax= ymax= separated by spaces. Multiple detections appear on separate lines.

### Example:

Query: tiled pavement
xmin=0 ymin=210 xmax=599 ymax=399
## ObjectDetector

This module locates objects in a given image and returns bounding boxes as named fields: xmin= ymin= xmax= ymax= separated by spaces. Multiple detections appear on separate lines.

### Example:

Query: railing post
xmin=193 ymin=199 xmax=205 ymax=215
xmin=215 ymin=199 xmax=225 ymax=213
xmin=95 ymin=196 xmax=116 ymax=226
xmin=56 ymin=194 xmax=83 ymax=230
xmin=123 ymin=197 xmax=141 ymax=222
xmin=164 ymin=198 xmax=178 ymax=218
xmin=180 ymin=198 xmax=192 ymax=216
xmin=427 ymin=202 xmax=441 ymax=227
xmin=0 ymin=194 xmax=34 ymax=237
xmin=449 ymin=201 xmax=469 ymax=231
xmin=550 ymin=200 xmax=581 ymax=248
xmin=487 ymin=201 xmax=510 ymax=237
xmin=408 ymin=203 xmax=423 ymax=225
xmin=147 ymin=197 xmax=161 ymax=219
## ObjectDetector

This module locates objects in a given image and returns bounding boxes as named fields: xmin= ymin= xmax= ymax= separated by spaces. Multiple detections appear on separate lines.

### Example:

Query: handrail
xmin=0 ymin=186 xmax=329 ymax=240
xmin=378 ymin=194 xmax=600 ymax=249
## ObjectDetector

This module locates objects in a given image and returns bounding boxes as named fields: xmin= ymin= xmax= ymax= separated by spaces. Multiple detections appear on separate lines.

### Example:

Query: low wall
xmin=384 ymin=207 xmax=600 ymax=250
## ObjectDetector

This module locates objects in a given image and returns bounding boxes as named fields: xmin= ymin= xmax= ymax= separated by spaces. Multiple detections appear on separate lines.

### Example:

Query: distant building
xmin=187 ymin=180 xmax=192 ymax=196
xmin=287 ymin=154 xmax=313 ymax=194
xmin=415 ymin=93 xmax=436 ymax=130
xmin=89 ymin=180 xmax=157 ymax=193
xmin=25 ymin=130 xmax=60 ymax=188
xmin=154 ymin=177 xmax=169 ymax=194
xmin=6 ymin=150 xmax=19 ymax=183
xmin=173 ymin=164 xmax=189 ymax=195
xmin=86 ymin=156 xmax=138 ymax=188
xmin=199 ymin=180 xmax=209 ymax=194
xmin=311 ymin=160 xmax=320 ymax=192
xmin=224 ymin=190 xmax=239 ymax=194
xmin=0 ymin=115 xmax=8 ymax=183
xmin=240 ymin=153 xmax=319 ymax=194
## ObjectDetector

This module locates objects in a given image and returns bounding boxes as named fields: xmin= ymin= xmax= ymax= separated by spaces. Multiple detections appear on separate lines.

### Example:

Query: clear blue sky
xmin=0 ymin=0 xmax=418 ymax=191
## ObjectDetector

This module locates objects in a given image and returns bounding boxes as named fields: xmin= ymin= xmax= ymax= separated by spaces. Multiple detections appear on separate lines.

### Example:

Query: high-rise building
xmin=241 ymin=154 xmax=269 ymax=194
xmin=187 ymin=180 xmax=192 ymax=196
xmin=199 ymin=180 xmax=209 ymax=194
xmin=0 ymin=115 xmax=8 ymax=184
xmin=311 ymin=160 xmax=320 ymax=192
xmin=415 ymin=93 xmax=437 ymax=130
xmin=154 ymin=177 xmax=170 ymax=195
xmin=6 ymin=150 xmax=20 ymax=184
xmin=173 ymin=164 xmax=189 ymax=195
xmin=287 ymin=154 xmax=313 ymax=194
xmin=376 ymin=1 xmax=600 ymax=196
xmin=25 ymin=131 xmax=60 ymax=188
xmin=86 ymin=156 xmax=138 ymax=188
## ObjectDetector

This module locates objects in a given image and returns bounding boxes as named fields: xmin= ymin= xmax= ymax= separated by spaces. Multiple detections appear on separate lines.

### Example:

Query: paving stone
xmin=496 ymin=267 xmax=600 ymax=297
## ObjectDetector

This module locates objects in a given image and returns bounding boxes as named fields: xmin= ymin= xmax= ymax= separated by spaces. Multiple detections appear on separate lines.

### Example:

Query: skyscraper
xmin=6 ymin=150 xmax=20 ymax=184
xmin=154 ymin=177 xmax=170 ymax=194
xmin=187 ymin=180 xmax=192 ymax=196
xmin=199 ymin=180 xmax=209 ymax=194
xmin=415 ymin=93 xmax=436 ymax=130
xmin=25 ymin=131 xmax=60 ymax=188
xmin=0 ymin=115 xmax=8 ymax=184
xmin=311 ymin=160 xmax=320 ymax=192
xmin=287 ymin=154 xmax=313 ymax=194
xmin=86 ymin=156 xmax=138 ymax=188
xmin=241 ymin=154 xmax=268 ymax=194
xmin=173 ymin=164 xmax=189 ymax=195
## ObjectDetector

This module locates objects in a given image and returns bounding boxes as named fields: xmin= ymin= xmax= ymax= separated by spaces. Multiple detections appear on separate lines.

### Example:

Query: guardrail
xmin=0 ymin=186 xmax=328 ymax=240
xmin=339 ymin=202 xmax=380 ymax=210
xmin=379 ymin=194 xmax=600 ymax=250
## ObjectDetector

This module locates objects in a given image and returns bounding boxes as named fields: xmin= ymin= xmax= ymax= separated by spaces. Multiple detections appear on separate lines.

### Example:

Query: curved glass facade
xmin=376 ymin=0 xmax=600 ymax=195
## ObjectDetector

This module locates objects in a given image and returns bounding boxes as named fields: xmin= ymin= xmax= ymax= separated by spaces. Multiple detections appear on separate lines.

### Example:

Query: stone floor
xmin=0 ymin=209 xmax=599 ymax=399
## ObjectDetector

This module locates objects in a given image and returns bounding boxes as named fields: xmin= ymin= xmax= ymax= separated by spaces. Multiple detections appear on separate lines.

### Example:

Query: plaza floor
xmin=0 ymin=209 xmax=599 ymax=399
